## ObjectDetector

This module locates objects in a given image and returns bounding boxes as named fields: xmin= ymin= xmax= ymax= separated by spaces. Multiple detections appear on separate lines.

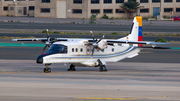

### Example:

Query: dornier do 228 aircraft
xmin=12 ymin=16 xmax=168 ymax=73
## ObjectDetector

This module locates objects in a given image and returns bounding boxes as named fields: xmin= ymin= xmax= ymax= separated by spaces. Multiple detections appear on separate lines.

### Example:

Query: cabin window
xmin=72 ymin=48 xmax=74 ymax=52
xmin=80 ymin=48 xmax=83 ymax=52
xmin=112 ymin=48 xmax=114 ymax=52
xmin=76 ymin=48 xmax=78 ymax=52
xmin=87 ymin=48 xmax=90 ymax=52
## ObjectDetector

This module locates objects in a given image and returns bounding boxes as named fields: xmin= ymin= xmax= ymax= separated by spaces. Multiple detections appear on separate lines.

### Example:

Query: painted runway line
xmin=77 ymin=97 xmax=141 ymax=100
xmin=0 ymin=43 xmax=45 ymax=47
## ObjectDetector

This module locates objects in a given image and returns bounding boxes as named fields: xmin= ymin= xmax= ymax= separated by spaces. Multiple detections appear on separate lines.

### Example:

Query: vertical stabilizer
xmin=128 ymin=17 xmax=139 ymax=41
xmin=119 ymin=16 xmax=142 ymax=46
xmin=136 ymin=16 xmax=143 ymax=42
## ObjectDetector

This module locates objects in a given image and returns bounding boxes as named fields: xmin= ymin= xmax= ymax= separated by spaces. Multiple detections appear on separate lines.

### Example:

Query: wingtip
xmin=12 ymin=39 xmax=17 ymax=41
xmin=149 ymin=42 xmax=169 ymax=45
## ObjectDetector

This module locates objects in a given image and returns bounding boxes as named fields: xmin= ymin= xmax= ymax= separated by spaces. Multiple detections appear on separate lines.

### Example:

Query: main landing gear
xmin=99 ymin=65 xmax=107 ymax=72
xmin=67 ymin=64 xmax=76 ymax=71
xmin=98 ymin=59 xmax=107 ymax=72
xmin=44 ymin=64 xmax=51 ymax=73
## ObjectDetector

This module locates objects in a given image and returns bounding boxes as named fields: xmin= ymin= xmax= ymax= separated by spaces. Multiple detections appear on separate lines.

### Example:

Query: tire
xmin=44 ymin=68 xmax=46 ymax=73
xmin=48 ymin=68 xmax=51 ymax=73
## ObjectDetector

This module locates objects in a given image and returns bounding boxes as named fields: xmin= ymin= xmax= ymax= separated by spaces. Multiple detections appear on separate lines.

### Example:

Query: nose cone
xmin=36 ymin=54 xmax=44 ymax=64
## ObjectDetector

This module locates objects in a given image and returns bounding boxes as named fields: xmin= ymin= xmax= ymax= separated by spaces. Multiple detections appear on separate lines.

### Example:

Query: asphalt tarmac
xmin=0 ymin=22 xmax=180 ymax=33
xmin=0 ymin=60 xmax=180 ymax=101
xmin=1 ymin=33 xmax=180 ymax=41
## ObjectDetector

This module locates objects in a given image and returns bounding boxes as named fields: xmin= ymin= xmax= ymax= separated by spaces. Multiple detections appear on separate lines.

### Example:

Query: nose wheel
xmin=44 ymin=64 xmax=51 ymax=73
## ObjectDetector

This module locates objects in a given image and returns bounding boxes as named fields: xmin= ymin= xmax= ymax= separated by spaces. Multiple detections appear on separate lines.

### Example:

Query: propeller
xmin=42 ymin=29 xmax=57 ymax=53
xmin=90 ymin=31 xmax=105 ymax=58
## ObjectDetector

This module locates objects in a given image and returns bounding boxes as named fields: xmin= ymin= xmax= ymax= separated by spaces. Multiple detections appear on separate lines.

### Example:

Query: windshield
xmin=48 ymin=44 xmax=67 ymax=53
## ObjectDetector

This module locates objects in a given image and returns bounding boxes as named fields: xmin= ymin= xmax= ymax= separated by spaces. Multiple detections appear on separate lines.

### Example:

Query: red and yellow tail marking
xmin=136 ymin=16 xmax=143 ymax=46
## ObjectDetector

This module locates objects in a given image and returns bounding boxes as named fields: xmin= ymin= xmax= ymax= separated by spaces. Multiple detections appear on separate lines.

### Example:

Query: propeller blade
xmin=90 ymin=31 xmax=95 ymax=42
xmin=42 ymin=45 xmax=48 ymax=53
xmin=91 ymin=47 xmax=95 ymax=58
xmin=97 ymin=47 xmax=104 ymax=52
xmin=97 ymin=35 xmax=105 ymax=43
xmin=46 ymin=29 xmax=50 ymax=41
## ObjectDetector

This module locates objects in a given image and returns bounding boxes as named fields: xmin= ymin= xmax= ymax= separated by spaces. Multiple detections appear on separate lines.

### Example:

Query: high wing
xmin=88 ymin=39 xmax=168 ymax=45
xmin=12 ymin=37 xmax=68 ymax=53
xmin=106 ymin=40 xmax=170 ymax=49
xmin=12 ymin=38 xmax=68 ymax=42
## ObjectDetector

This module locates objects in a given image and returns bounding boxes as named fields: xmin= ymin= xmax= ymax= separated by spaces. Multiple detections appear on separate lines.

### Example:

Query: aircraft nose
xmin=36 ymin=54 xmax=45 ymax=64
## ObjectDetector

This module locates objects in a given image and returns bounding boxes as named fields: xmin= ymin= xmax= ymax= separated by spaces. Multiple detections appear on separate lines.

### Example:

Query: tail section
xmin=119 ymin=16 xmax=143 ymax=46
xmin=136 ymin=16 xmax=143 ymax=42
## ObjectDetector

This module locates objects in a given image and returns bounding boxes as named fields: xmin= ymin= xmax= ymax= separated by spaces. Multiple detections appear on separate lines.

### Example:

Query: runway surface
xmin=0 ymin=60 xmax=180 ymax=101
xmin=1 ymin=33 xmax=180 ymax=41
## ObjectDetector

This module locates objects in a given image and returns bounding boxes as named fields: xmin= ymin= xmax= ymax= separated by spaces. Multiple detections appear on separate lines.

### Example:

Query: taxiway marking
xmin=78 ymin=97 xmax=141 ymax=100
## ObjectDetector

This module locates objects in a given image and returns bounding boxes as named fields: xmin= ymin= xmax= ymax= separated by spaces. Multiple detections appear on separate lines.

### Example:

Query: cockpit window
xmin=49 ymin=44 xmax=67 ymax=53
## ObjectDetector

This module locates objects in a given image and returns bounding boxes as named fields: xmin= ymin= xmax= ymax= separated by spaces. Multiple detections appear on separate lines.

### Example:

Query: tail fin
xmin=136 ymin=16 xmax=143 ymax=42
xmin=119 ymin=16 xmax=142 ymax=46
xmin=128 ymin=16 xmax=142 ymax=41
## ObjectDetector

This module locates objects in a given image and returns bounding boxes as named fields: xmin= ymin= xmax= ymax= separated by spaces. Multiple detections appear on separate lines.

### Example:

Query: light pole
xmin=159 ymin=0 xmax=163 ymax=21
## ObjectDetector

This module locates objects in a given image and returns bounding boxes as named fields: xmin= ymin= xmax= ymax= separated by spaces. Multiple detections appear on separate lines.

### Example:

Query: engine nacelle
xmin=98 ymin=40 xmax=107 ymax=49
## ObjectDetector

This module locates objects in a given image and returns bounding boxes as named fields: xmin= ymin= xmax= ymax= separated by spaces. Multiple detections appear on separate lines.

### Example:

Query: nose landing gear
xmin=44 ymin=64 xmax=51 ymax=73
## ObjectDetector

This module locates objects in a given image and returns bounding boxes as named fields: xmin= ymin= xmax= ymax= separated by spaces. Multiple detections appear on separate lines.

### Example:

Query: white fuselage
xmin=41 ymin=39 xmax=141 ymax=67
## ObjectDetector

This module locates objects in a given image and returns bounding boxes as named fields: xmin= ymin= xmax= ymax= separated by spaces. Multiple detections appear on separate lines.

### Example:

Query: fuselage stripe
xmin=48 ymin=46 xmax=137 ymax=59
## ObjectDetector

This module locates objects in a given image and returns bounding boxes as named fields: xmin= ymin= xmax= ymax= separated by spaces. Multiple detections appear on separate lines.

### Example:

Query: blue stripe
xmin=53 ymin=46 xmax=137 ymax=59
xmin=138 ymin=26 xmax=142 ymax=36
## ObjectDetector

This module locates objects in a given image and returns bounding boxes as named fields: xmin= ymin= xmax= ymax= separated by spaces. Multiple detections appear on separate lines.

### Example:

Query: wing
xmin=12 ymin=38 xmax=68 ymax=42
xmin=87 ymin=39 xmax=169 ymax=49
xmin=106 ymin=40 xmax=168 ymax=45
xmin=88 ymin=39 xmax=168 ymax=45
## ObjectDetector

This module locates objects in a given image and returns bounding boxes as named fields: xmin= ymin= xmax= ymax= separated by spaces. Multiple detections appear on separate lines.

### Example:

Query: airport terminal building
xmin=0 ymin=0 xmax=180 ymax=18
xmin=0 ymin=0 xmax=35 ymax=17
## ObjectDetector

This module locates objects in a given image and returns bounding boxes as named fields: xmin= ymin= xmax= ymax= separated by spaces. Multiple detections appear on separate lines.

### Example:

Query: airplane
xmin=12 ymin=16 xmax=169 ymax=73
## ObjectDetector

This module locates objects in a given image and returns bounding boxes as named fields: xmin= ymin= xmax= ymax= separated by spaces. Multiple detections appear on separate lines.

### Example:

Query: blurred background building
xmin=0 ymin=0 xmax=180 ymax=18
xmin=0 ymin=0 xmax=35 ymax=17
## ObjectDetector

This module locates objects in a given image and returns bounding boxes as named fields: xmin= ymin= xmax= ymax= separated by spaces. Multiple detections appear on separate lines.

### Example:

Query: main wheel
xmin=44 ymin=68 xmax=46 ymax=73
xmin=47 ymin=68 xmax=51 ymax=72
xmin=68 ymin=64 xmax=76 ymax=71
xmin=99 ymin=65 xmax=107 ymax=72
